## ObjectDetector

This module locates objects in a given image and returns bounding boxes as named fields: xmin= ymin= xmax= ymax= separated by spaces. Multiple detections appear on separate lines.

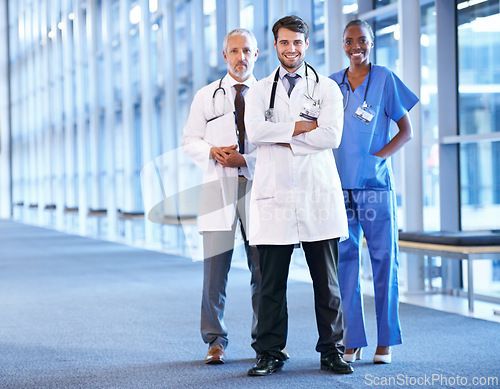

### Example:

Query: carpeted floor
xmin=0 ymin=220 xmax=499 ymax=389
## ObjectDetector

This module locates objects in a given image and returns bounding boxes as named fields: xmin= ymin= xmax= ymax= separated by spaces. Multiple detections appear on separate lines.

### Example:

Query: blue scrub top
xmin=330 ymin=65 xmax=419 ymax=190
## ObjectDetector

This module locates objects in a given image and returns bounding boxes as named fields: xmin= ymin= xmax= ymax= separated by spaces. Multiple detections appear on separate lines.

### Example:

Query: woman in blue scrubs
xmin=330 ymin=19 xmax=419 ymax=364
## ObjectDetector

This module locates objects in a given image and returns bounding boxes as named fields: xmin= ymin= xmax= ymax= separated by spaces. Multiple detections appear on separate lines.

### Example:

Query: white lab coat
xmin=245 ymin=67 xmax=348 ymax=245
xmin=181 ymin=74 xmax=257 ymax=232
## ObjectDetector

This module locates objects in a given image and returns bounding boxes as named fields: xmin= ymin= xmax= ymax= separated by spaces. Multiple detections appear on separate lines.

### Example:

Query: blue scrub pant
xmin=338 ymin=189 xmax=402 ymax=349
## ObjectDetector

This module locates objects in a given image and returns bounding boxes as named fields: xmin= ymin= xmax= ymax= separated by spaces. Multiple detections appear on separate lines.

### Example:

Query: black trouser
xmin=255 ymin=239 xmax=345 ymax=361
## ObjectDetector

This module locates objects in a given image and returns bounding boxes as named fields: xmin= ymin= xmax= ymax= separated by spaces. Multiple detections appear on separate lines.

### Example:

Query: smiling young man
xmin=244 ymin=15 xmax=353 ymax=376
xmin=181 ymin=28 xmax=261 ymax=365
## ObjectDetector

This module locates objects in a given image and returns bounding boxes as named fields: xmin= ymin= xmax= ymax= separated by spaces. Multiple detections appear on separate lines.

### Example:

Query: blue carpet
xmin=0 ymin=220 xmax=499 ymax=388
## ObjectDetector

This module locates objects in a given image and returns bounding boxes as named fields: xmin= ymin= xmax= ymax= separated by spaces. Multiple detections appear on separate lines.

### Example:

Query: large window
xmin=458 ymin=0 xmax=500 ymax=231
xmin=457 ymin=0 xmax=500 ymax=298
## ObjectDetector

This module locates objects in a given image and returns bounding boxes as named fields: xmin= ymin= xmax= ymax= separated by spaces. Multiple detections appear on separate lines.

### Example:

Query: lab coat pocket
xmin=253 ymin=162 xmax=276 ymax=200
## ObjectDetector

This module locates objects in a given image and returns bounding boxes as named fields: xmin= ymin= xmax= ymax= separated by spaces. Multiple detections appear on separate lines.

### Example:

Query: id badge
xmin=354 ymin=103 xmax=375 ymax=124
xmin=299 ymin=100 xmax=320 ymax=121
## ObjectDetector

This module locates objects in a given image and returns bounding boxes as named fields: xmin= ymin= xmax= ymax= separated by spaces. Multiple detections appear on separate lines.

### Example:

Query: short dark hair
xmin=343 ymin=19 xmax=375 ymax=41
xmin=272 ymin=15 xmax=309 ymax=42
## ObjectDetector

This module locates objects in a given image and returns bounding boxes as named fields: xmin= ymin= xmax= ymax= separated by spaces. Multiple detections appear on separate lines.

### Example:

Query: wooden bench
xmin=398 ymin=231 xmax=500 ymax=312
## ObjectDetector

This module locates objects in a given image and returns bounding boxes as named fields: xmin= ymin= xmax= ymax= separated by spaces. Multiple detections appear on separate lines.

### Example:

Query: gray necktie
xmin=284 ymin=74 xmax=299 ymax=96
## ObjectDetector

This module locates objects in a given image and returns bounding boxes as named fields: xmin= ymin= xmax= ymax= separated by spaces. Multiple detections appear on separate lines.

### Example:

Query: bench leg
xmin=467 ymin=259 xmax=474 ymax=313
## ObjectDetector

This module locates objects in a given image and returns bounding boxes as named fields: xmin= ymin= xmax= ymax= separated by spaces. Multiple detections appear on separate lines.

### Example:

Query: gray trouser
xmin=201 ymin=179 xmax=261 ymax=351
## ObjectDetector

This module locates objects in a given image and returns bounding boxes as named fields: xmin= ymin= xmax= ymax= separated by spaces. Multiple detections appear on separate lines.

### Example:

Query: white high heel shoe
xmin=343 ymin=348 xmax=362 ymax=363
xmin=373 ymin=347 xmax=391 ymax=364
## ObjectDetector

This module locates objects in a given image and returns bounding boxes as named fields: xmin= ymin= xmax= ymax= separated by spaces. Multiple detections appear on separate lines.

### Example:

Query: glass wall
xmin=6 ymin=0 xmax=345 ymax=250
xmin=3 ymin=0 xmax=499 ymax=302
xmin=457 ymin=0 xmax=500 ymax=298
xmin=457 ymin=0 xmax=500 ymax=231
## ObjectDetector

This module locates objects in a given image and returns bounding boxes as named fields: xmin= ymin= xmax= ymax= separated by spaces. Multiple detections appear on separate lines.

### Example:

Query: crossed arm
xmin=245 ymin=79 xmax=343 ymax=154
xmin=276 ymin=120 xmax=318 ymax=148
xmin=208 ymin=120 xmax=316 ymax=164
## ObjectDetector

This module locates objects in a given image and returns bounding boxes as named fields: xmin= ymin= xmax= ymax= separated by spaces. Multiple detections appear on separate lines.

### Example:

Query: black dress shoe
xmin=248 ymin=354 xmax=284 ymax=376
xmin=321 ymin=353 xmax=354 ymax=374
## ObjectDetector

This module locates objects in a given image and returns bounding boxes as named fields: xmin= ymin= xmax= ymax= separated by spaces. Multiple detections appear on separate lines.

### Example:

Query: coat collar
xmin=263 ymin=65 xmax=316 ymax=106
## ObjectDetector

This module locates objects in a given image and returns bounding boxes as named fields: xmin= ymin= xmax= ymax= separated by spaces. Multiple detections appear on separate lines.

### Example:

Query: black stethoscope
xmin=265 ymin=62 xmax=320 ymax=120
xmin=338 ymin=63 xmax=372 ymax=111
xmin=210 ymin=77 xmax=227 ymax=119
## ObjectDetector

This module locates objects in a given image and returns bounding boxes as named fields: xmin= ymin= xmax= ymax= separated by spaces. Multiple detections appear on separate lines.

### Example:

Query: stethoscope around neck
xmin=210 ymin=77 xmax=227 ymax=119
xmin=339 ymin=63 xmax=372 ymax=111
xmin=265 ymin=62 xmax=319 ymax=120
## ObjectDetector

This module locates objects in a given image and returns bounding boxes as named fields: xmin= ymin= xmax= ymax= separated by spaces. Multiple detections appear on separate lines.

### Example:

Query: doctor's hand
xmin=211 ymin=145 xmax=247 ymax=168
xmin=210 ymin=146 xmax=232 ymax=161
xmin=293 ymin=120 xmax=318 ymax=136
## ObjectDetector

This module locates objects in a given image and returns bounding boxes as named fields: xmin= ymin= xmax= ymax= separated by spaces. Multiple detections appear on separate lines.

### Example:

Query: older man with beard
xmin=182 ymin=28 xmax=261 ymax=364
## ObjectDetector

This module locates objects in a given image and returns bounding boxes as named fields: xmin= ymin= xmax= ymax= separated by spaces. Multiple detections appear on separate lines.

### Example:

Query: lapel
xmin=221 ymin=76 xmax=235 ymax=112
xmin=268 ymin=67 xmax=290 ymax=107
xmin=275 ymin=80 xmax=290 ymax=106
